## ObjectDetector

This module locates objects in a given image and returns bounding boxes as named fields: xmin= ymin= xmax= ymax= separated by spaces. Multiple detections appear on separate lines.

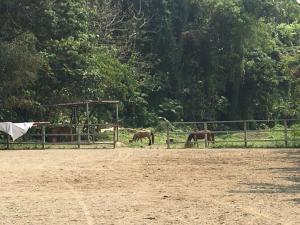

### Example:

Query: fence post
xmin=116 ymin=103 xmax=119 ymax=142
xmin=117 ymin=125 xmax=119 ymax=142
xmin=167 ymin=123 xmax=170 ymax=149
xmin=87 ymin=124 xmax=90 ymax=144
xmin=204 ymin=122 xmax=208 ymax=148
xmin=244 ymin=121 xmax=247 ymax=148
xmin=113 ymin=125 xmax=116 ymax=149
xmin=77 ymin=125 xmax=81 ymax=149
xmin=86 ymin=103 xmax=90 ymax=144
xmin=92 ymin=125 xmax=95 ymax=144
xmin=42 ymin=126 xmax=46 ymax=149
xmin=284 ymin=120 xmax=288 ymax=148
xmin=6 ymin=134 xmax=10 ymax=150
xmin=293 ymin=129 xmax=296 ymax=147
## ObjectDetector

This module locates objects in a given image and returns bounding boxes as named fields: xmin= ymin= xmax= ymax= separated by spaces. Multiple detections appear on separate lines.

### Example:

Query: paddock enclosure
xmin=0 ymin=148 xmax=299 ymax=225
xmin=1 ymin=119 xmax=300 ymax=150
xmin=167 ymin=119 xmax=300 ymax=149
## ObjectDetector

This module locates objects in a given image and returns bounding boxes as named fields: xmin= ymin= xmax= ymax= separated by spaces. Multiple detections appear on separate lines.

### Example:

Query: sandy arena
xmin=0 ymin=148 xmax=299 ymax=225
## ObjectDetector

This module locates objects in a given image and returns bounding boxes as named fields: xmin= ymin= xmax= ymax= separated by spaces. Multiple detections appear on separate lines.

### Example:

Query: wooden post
xmin=293 ymin=129 xmax=296 ymax=147
xmin=42 ymin=126 xmax=46 ymax=149
xmin=92 ymin=125 xmax=95 ymax=144
xmin=113 ymin=125 xmax=116 ymax=149
xmin=6 ymin=134 xmax=10 ymax=150
xmin=284 ymin=120 xmax=288 ymax=148
xmin=86 ymin=103 xmax=90 ymax=143
xmin=244 ymin=121 xmax=247 ymax=148
xmin=116 ymin=103 xmax=119 ymax=142
xmin=204 ymin=122 xmax=208 ymax=148
xmin=77 ymin=125 xmax=81 ymax=149
xmin=167 ymin=123 xmax=170 ymax=149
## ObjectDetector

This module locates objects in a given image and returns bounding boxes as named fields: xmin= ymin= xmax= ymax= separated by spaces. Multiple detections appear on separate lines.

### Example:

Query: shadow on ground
xmin=231 ymin=149 xmax=300 ymax=204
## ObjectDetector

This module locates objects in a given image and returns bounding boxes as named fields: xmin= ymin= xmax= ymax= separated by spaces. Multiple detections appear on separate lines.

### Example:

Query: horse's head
xmin=187 ymin=133 xmax=195 ymax=142
xmin=185 ymin=141 xmax=193 ymax=148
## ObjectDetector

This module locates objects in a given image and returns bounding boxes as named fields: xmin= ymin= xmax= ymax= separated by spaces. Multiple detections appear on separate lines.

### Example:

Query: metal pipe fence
xmin=166 ymin=119 xmax=300 ymax=149
xmin=0 ymin=123 xmax=118 ymax=150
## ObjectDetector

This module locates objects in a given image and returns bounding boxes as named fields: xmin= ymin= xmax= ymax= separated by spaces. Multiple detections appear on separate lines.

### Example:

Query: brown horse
xmin=129 ymin=130 xmax=154 ymax=146
xmin=48 ymin=126 xmax=74 ymax=143
xmin=185 ymin=130 xmax=214 ymax=147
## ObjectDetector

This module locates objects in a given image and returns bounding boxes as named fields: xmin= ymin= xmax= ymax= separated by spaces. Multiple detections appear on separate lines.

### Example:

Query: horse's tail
xmin=151 ymin=131 xmax=154 ymax=144
xmin=211 ymin=132 xmax=215 ymax=144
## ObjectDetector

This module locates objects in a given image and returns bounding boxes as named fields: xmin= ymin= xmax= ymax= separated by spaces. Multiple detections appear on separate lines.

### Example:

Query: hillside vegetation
xmin=0 ymin=0 xmax=299 ymax=126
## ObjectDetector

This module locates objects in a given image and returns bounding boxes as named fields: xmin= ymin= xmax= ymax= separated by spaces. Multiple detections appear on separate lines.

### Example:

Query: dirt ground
xmin=0 ymin=148 xmax=299 ymax=225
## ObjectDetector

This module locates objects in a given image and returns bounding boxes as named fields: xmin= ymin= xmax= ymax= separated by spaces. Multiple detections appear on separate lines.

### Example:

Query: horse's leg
xmin=207 ymin=135 xmax=211 ymax=147
xmin=130 ymin=134 xmax=136 ymax=143
xmin=148 ymin=136 xmax=151 ymax=146
xmin=193 ymin=136 xmax=198 ymax=147
xmin=195 ymin=137 xmax=199 ymax=148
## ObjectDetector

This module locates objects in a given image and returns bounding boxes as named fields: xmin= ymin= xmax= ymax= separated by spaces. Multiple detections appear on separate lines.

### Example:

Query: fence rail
xmin=167 ymin=119 xmax=300 ymax=149
xmin=0 ymin=123 xmax=118 ymax=150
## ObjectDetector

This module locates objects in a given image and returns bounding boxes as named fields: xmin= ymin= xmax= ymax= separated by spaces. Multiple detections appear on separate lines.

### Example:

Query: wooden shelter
xmin=44 ymin=100 xmax=120 ymax=141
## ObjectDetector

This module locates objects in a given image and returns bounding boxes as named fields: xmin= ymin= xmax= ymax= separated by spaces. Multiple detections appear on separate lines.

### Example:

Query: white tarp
xmin=0 ymin=122 xmax=34 ymax=141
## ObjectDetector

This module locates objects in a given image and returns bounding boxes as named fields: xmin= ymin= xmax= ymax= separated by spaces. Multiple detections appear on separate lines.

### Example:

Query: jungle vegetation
xmin=0 ymin=0 xmax=299 ymax=126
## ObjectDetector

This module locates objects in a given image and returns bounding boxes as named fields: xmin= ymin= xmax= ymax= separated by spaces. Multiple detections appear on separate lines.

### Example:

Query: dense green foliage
xmin=0 ymin=0 xmax=299 ymax=126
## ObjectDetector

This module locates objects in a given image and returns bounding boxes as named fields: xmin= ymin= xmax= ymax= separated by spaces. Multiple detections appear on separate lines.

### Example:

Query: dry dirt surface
xmin=0 ymin=148 xmax=299 ymax=225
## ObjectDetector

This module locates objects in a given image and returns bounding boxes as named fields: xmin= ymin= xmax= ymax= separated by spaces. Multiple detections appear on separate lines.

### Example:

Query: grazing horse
xmin=129 ymin=130 xmax=154 ymax=146
xmin=185 ymin=130 xmax=214 ymax=147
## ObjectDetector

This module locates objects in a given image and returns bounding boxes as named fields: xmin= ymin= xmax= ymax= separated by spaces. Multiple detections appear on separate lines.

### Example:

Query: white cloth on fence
xmin=0 ymin=122 xmax=34 ymax=141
